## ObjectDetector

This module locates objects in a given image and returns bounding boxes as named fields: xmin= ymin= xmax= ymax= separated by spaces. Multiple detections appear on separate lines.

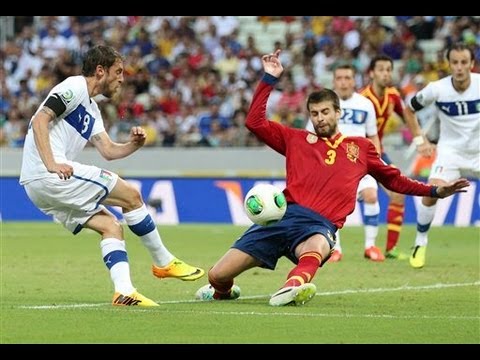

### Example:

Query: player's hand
xmin=416 ymin=140 xmax=434 ymax=158
xmin=262 ymin=49 xmax=283 ymax=78
xmin=129 ymin=126 xmax=147 ymax=147
xmin=435 ymin=178 xmax=470 ymax=198
xmin=49 ymin=163 xmax=74 ymax=180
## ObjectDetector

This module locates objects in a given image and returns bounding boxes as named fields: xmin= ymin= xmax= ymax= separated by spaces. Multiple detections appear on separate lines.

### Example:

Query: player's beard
xmin=102 ymin=81 xmax=119 ymax=99
xmin=315 ymin=123 xmax=337 ymax=138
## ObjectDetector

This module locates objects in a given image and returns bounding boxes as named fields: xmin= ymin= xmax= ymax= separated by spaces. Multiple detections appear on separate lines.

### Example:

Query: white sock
xmin=334 ymin=230 xmax=342 ymax=252
xmin=123 ymin=204 xmax=174 ymax=267
xmin=363 ymin=202 xmax=380 ymax=249
xmin=100 ymin=238 xmax=135 ymax=295
xmin=364 ymin=226 xmax=378 ymax=249
xmin=415 ymin=202 xmax=437 ymax=247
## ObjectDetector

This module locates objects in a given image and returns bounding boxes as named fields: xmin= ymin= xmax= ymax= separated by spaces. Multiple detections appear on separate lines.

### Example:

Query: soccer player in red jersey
xmin=195 ymin=50 xmax=468 ymax=307
xmin=360 ymin=55 xmax=433 ymax=259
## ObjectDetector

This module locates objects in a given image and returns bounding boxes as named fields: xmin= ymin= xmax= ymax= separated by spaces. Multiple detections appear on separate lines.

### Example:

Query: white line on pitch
xmin=18 ymin=280 xmax=479 ymax=310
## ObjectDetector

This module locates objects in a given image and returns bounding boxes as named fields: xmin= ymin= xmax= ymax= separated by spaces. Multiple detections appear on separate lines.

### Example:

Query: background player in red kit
xmin=195 ymin=50 xmax=469 ymax=307
xmin=360 ymin=55 xmax=432 ymax=259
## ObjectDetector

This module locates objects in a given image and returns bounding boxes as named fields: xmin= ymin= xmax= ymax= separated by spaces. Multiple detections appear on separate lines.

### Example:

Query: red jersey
xmin=359 ymin=84 xmax=405 ymax=142
xmin=246 ymin=77 xmax=435 ymax=228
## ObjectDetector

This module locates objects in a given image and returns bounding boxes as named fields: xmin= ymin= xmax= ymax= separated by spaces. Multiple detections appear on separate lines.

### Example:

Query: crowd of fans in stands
xmin=1 ymin=16 xmax=479 ymax=148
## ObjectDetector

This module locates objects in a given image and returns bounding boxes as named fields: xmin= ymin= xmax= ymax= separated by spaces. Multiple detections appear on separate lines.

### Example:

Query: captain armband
xmin=44 ymin=94 xmax=67 ymax=117
xmin=410 ymin=95 xmax=425 ymax=112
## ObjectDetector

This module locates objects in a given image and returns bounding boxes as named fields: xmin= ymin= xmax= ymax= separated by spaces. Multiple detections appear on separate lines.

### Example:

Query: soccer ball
xmin=244 ymin=184 xmax=287 ymax=226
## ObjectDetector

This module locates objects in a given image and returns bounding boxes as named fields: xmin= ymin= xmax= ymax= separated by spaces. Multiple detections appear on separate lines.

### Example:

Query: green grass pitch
xmin=1 ymin=222 xmax=479 ymax=344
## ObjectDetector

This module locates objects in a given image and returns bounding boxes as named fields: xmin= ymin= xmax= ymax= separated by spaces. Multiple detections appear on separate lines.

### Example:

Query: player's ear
xmin=335 ymin=107 xmax=341 ymax=118
xmin=96 ymin=65 xmax=106 ymax=78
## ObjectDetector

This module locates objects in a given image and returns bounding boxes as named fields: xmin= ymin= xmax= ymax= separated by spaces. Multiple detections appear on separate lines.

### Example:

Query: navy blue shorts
xmin=232 ymin=204 xmax=337 ymax=270
xmin=381 ymin=152 xmax=393 ymax=165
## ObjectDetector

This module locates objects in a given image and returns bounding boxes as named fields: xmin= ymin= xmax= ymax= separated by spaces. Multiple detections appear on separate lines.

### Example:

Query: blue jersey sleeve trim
xmin=262 ymin=73 xmax=279 ymax=86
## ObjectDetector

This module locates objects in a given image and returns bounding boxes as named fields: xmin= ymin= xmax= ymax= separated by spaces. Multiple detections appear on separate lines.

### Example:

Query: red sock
xmin=386 ymin=203 xmax=404 ymax=251
xmin=208 ymin=272 xmax=234 ymax=300
xmin=283 ymin=251 xmax=322 ymax=288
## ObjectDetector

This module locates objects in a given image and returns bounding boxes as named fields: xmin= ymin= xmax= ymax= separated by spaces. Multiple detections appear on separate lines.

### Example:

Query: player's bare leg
xmin=104 ymin=178 xmax=204 ymax=280
xmin=269 ymin=234 xmax=328 ymax=306
xmin=196 ymin=249 xmax=259 ymax=301
xmin=85 ymin=210 xmax=158 ymax=306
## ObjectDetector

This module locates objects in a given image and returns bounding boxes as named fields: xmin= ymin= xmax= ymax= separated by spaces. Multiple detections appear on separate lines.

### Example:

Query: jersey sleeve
xmin=409 ymin=82 xmax=437 ymax=111
xmin=245 ymin=74 xmax=291 ymax=155
xmin=52 ymin=77 xmax=86 ymax=118
xmin=366 ymin=141 xmax=433 ymax=196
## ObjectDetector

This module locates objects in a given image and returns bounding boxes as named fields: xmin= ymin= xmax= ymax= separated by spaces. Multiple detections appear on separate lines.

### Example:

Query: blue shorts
xmin=381 ymin=152 xmax=393 ymax=165
xmin=232 ymin=204 xmax=337 ymax=270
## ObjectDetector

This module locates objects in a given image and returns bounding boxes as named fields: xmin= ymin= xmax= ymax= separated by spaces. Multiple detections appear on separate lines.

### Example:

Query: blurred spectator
xmin=198 ymin=97 xmax=231 ymax=138
xmin=2 ymin=107 xmax=28 ymax=147
xmin=3 ymin=15 xmax=479 ymax=151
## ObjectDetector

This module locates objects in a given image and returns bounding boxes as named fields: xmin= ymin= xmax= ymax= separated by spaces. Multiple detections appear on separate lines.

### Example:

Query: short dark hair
xmin=307 ymin=88 xmax=340 ymax=112
xmin=81 ymin=45 xmax=123 ymax=77
xmin=334 ymin=63 xmax=356 ymax=75
xmin=446 ymin=42 xmax=475 ymax=62
xmin=368 ymin=54 xmax=393 ymax=72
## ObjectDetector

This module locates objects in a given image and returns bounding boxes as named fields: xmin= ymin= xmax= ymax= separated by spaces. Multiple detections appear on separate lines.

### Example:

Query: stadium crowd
xmin=1 ymin=16 xmax=479 ymax=148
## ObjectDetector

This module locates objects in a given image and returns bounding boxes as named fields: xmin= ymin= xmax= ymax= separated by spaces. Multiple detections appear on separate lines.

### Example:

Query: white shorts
xmin=429 ymin=148 xmax=480 ymax=182
xmin=23 ymin=161 xmax=119 ymax=234
xmin=356 ymin=174 xmax=378 ymax=201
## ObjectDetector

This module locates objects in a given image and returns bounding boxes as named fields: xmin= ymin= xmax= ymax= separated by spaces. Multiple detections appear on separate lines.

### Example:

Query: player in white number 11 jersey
xmin=405 ymin=42 xmax=480 ymax=268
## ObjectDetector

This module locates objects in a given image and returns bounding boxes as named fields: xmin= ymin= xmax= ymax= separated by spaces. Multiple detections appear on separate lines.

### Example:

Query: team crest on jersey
xmin=61 ymin=89 xmax=74 ymax=104
xmin=306 ymin=133 xmax=318 ymax=144
xmin=346 ymin=142 xmax=359 ymax=163
xmin=100 ymin=169 xmax=113 ymax=182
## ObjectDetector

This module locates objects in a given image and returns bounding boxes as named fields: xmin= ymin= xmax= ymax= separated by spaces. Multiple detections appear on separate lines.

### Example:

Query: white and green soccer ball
xmin=244 ymin=184 xmax=287 ymax=226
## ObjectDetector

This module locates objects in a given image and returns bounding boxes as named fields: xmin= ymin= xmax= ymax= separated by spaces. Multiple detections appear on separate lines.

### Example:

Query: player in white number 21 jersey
xmin=307 ymin=64 xmax=385 ymax=262
xmin=20 ymin=45 xmax=204 ymax=306
xmin=405 ymin=42 xmax=480 ymax=268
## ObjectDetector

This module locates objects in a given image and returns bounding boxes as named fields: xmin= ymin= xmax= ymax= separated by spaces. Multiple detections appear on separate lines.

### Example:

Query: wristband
xmin=412 ymin=135 xmax=425 ymax=146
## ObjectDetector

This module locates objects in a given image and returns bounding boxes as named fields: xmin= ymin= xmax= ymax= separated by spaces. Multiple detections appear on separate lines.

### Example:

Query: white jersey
xmin=411 ymin=73 xmax=480 ymax=155
xmin=306 ymin=92 xmax=377 ymax=138
xmin=20 ymin=76 xmax=106 ymax=184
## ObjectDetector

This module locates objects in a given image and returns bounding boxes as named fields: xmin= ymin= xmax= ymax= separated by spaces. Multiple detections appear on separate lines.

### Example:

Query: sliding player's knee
xmin=208 ymin=267 xmax=229 ymax=284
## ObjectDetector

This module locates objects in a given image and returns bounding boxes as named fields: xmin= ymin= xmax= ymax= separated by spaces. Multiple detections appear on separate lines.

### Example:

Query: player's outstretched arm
xmin=90 ymin=126 xmax=146 ymax=161
xmin=404 ymin=104 xmax=434 ymax=158
xmin=435 ymin=178 xmax=470 ymax=198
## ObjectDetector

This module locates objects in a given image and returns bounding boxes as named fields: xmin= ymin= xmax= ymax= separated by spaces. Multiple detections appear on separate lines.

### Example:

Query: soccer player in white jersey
xmin=405 ymin=42 xmax=480 ymax=268
xmin=306 ymin=64 xmax=384 ymax=262
xmin=19 ymin=45 xmax=204 ymax=306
